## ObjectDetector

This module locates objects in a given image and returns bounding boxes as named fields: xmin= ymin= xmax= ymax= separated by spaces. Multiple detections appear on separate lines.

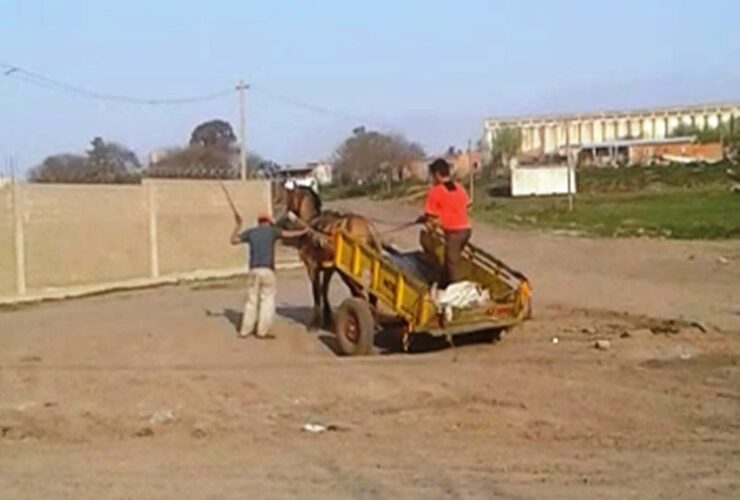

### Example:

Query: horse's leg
xmin=320 ymin=267 xmax=334 ymax=329
xmin=305 ymin=260 xmax=322 ymax=330
xmin=337 ymin=271 xmax=365 ymax=299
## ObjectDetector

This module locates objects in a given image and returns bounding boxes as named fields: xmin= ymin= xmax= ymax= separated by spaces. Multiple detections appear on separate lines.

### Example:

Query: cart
xmin=331 ymin=228 xmax=532 ymax=355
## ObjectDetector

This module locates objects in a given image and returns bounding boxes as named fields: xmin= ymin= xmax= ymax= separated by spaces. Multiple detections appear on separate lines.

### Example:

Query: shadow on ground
xmin=206 ymin=306 xmax=505 ymax=356
xmin=320 ymin=320 xmax=505 ymax=357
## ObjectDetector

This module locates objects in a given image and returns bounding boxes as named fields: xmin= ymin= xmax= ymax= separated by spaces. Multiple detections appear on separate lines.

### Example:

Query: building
xmin=273 ymin=162 xmax=333 ymax=186
xmin=578 ymin=136 xmax=723 ymax=166
xmin=483 ymin=102 xmax=740 ymax=159
xmin=405 ymin=150 xmax=481 ymax=181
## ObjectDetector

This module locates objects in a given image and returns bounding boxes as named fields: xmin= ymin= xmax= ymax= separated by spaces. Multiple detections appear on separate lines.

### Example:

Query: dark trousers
xmin=443 ymin=228 xmax=472 ymax=286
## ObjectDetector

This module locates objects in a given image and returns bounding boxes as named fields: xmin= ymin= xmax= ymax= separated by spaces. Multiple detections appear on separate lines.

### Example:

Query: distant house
xmin=577 ymin=136 xmax=723 ymax=166
xmin=278 ymin=162 xmax=333 ymax=186
xmin=405 ymin=151 xmax=481 ymax=181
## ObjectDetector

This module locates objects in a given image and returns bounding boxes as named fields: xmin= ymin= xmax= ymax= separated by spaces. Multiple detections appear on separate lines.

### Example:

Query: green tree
xmin=487 ymin=126 xmax=522 ymax=176
xmin=333 ymin=128 xmax=425 ymax=183
xmin=29 ymin=138 xmax=141 ymax=183
xmin=189 ymin=119 xmax=237 ymax=148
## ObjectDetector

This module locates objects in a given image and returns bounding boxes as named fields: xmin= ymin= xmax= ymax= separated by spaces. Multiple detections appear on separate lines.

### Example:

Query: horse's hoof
xmin=308 ymin=316 xmax=321 ymax=331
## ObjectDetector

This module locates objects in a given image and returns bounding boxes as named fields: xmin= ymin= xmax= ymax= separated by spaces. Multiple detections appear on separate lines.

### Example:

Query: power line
xmin=0 ymin=62 xmax=232 ymax=105
xmin=1 ymin=61 xmax=392 ymax=128
xmin=249 ymin=84 xmax=366 ymax=122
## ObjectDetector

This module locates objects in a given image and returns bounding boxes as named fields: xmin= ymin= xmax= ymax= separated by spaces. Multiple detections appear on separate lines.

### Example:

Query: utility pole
xmin=565 ymin=121 xmax=574 ymax=212
xmin=236 ymin=80 xmax=249 ymax=180
xmin=467 ymin=139 xmax=475 ymax=206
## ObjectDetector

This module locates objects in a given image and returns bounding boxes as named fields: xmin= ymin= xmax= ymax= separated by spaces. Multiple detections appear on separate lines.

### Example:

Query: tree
xmin=29 ymin=137 xmax=141 ymax=183
xmin=488 ymin=126 xmax=522 ymax=176
xmin=189 ymin=119 xmax=237 ymax=148
xmin=149 ymin=147 xmax=264 ymax=179
xmin=149 ymin=119 xmax=266 ymax=178
xmin=333 ymin=128 xmax=425 ymax=183
xmin=87 ymin=136 xmax=141 ymax=173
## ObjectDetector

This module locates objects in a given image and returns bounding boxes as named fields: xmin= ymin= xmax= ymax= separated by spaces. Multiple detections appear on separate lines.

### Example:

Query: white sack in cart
xmin=432 ymin=281 xmax=490 ymax=321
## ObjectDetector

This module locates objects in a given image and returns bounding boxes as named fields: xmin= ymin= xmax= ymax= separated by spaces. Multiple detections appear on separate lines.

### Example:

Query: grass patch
xmin=576 ymin=162 xmax=732 ymax=193
xmin=473 ymin=190 xmax=740 ymax=239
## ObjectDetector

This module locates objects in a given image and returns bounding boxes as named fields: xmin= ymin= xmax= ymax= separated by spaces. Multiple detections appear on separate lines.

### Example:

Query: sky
xmin=1 ymin=0 xmax=739 ymax=173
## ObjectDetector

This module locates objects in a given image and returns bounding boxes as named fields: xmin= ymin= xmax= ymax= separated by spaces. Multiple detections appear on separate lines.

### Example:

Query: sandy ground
xmin=1 ymin=198 xmax=739 ymax=499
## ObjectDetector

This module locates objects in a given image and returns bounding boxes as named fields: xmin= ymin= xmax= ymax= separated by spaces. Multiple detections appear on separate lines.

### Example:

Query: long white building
xmin=483 ymin=102 xmax=740 ymax=156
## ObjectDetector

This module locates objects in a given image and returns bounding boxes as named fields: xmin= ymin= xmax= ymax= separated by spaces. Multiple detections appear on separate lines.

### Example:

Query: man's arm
xmin=416 ymin=188 xmax=440 ymax=224
xmin=230 ymin=212 xmax=244 ymax=245
xmin=279 ymin=228 xmax=308 ymax=239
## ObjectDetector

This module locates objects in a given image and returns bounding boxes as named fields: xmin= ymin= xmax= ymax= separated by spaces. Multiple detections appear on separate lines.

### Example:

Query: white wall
xmin=511 ymin=166 xmax=576 ymax=197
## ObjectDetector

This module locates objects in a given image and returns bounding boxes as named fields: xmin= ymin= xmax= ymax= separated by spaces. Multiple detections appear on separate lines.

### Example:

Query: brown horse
xmin=281 ymin=185 xmax=379 ymax=328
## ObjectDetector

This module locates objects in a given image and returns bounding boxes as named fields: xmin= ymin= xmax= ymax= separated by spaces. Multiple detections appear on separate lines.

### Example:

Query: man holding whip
xmin=221 ymin=182 xmax=307 ymax=339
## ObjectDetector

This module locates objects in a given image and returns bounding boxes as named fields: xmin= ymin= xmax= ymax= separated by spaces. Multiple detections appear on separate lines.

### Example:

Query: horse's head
xmin=285 ymin=184 xmax=322 ymax=222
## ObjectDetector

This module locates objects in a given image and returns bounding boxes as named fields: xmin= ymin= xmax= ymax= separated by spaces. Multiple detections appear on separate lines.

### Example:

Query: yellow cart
xmin=332 ymin=228 xmax=531 ymax=355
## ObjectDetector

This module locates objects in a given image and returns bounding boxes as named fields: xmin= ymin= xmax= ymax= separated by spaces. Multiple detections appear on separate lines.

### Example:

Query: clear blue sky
xmin=1 ymin=0 xmax=739 ymax=172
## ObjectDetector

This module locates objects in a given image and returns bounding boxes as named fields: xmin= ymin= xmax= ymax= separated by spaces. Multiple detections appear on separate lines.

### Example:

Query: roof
xmin=577 ymin=136 xmax=697 ymax=149
xmin=485 ymin=101 xmax=740 ymax=126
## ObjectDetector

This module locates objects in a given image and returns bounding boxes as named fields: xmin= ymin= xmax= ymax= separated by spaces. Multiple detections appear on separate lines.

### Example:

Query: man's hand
xmin=230 ymin=212 xmax=244 ymax=245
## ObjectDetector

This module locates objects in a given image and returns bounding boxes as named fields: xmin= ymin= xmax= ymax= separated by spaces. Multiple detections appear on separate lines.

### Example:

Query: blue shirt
xmin=239 ymin=226 xmax=279 ymax=270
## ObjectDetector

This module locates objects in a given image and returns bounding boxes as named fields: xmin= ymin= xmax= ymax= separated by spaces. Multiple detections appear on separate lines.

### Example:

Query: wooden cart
xmin=331 ymin=228 xmax=531 ymax=355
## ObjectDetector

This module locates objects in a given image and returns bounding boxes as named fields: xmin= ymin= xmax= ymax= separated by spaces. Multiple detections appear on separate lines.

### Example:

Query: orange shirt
xmin=424 ymin=181 xmax=470 ymax=231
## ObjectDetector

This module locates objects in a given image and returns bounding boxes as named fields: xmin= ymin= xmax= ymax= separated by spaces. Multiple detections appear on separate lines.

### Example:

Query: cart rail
xmin=333 ymin=228 xmax=531 ymax=335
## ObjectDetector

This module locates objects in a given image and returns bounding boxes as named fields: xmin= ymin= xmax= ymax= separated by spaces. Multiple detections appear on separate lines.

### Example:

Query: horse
xmin=279 ymin=185 xmax=380 ymax=329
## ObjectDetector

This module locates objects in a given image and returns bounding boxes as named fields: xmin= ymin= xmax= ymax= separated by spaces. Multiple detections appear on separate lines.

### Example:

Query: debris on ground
xmin=19 ymin=355 xmax=42 ymax=363
xmin=191 ymin=427 xmax=207 ymax=439
xmin=623 ymin=328 xmax=653 ymax=340
xmin=690 ymin=321 xmax=710 ymax=333
xmin=301 ymin=422 xmax=341 ymax=433
xmin=149 ymin=409 xmax=176 ymax=425
xmin=581 ymin=327 xmax=597 ymax=335
xmin=134 ymin=427 xmax=154 ymax=438
xmin=717 ymin=256 xmax=729 ymax=265
xmin=551 ymin=337 xmax=560 ymax=345
xmin=594 ymin=340 xmax=611 ymax=351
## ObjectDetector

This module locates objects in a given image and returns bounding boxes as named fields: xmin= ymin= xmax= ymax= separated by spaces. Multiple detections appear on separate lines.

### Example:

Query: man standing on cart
xmin=416 ymin=158 xmax=472 ymax=287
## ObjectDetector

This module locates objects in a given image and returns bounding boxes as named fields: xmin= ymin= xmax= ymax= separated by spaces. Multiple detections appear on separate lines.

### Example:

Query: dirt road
xmin=1 ymin=198 xmax=738 ymax=499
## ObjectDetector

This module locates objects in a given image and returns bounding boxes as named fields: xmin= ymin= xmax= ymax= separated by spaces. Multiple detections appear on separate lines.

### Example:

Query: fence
xmin=0 ymin=179 xmax=288 ymax=304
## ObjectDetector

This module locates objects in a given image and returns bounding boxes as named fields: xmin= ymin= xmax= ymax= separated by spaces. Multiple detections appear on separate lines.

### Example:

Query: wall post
xmin=12 ymin=181 xmax=26 ymax=296
xmin=146 ymin=182 xmax=160 ymax=278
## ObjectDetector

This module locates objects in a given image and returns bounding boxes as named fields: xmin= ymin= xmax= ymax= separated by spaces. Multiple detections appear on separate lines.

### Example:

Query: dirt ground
xmin=1 ymin=198 xmax=738 ymax=499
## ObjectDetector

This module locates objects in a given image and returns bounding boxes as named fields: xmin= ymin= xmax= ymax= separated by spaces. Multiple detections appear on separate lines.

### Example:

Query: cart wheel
xmin=335 ymin=298 xmax=375 ymax=356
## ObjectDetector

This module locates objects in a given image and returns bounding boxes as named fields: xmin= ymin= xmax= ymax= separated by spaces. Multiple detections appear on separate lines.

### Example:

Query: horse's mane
xmin=298 ymin=185 xmax=322 ymax=214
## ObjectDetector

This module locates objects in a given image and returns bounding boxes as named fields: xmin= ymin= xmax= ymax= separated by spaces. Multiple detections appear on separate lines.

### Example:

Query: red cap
xmin=257 ymin=213 xmax=272 ymax=223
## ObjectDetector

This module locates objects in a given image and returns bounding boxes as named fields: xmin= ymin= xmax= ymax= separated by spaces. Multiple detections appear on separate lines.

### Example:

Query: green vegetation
xmin=472 ymin=162 xmax=740 ymax=240
xmin=473 ymin=190 xmax=739 ymax=239
xmin=576 ymin=162 xmax=731 ymax=193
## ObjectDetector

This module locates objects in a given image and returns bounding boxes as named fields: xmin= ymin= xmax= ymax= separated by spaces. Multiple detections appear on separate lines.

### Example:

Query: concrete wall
xmin=630 ymin=142 xmax=723 ymax=164
xmin=0 ymin=179 xmax=272 ymax=302
xmin=23 ymin=184 xmax=150 ymax=289
xmin=154 ymin=180 xmax=271 ymax=275
xmin=511 ymin=166 xmax=576 ymax=197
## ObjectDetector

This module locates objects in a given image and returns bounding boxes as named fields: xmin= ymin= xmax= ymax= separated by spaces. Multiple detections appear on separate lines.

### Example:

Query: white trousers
xmin=240 ymin=268 xmax=277 ymax=338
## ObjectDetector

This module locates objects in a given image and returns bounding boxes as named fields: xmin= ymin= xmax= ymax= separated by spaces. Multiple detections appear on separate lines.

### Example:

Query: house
xmin=405 ymin=150 xmax=481 ymax=181
xmin=577 ymin=136 xmax=723 ymax=166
